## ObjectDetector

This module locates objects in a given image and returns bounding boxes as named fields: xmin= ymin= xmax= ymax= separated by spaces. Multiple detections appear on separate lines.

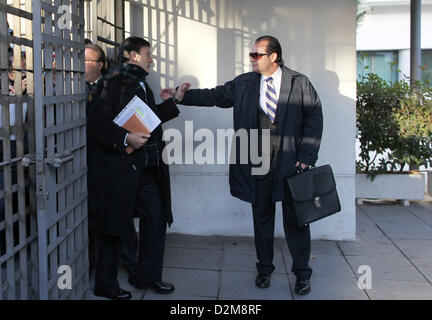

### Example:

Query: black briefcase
xmin=286 ymin=164 xmax=341 ymax=227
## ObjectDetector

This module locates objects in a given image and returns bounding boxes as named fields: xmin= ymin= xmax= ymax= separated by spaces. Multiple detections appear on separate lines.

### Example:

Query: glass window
xmin=357 ymin=51 xmax=398 ymax=83
xmin=421 ymin=50 xmax=432 ymax=83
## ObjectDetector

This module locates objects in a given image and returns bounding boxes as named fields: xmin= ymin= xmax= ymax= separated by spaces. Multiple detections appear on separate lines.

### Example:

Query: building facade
xmin=357 ymin=0 xmax=432 ymax=83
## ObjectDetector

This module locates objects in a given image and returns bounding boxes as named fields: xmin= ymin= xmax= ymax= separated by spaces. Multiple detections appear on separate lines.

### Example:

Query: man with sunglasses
xmin=173 ymin=35 xmax=323 ymax=296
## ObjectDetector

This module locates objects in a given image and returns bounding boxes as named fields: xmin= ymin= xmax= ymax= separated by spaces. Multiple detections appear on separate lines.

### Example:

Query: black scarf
xmin=120 ymin=63 xmax=149 ymax=83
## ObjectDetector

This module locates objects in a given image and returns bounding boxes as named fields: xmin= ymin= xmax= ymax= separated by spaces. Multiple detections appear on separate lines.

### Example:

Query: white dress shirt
xmin=259 ymin=66 xmax=282 ymax=115
xmin=91 ymin=76 xmax=101 ymax=86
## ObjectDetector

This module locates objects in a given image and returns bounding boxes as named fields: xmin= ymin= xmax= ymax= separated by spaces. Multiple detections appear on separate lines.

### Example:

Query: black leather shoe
xmin=129 ymin=275 xmax=175 ymax=294
xmin=145 ymin=281 xmax=175 ymax=294
xmin=294 ymin=279 xmax=311 ymax=295
xmin=93 ymin=288 xmax=132 ymax=300
xmin=255 ymin=273 xmax=271 ymax=288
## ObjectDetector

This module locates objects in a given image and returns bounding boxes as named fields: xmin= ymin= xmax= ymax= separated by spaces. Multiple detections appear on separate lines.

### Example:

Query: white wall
xmin=357 ymin=1 xmax=432 ymax=50
xmin=129 ymin=0 xmax=357 ymax=240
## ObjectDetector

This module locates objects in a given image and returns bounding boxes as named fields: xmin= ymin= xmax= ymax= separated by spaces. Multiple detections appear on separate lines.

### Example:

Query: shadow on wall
xmin=128 ymin=0 xmax=356 ymax=239
xmin=311 ymin=69 xmax=356 ymax=171
xmin=138 ymin=0 xmax=355 ymax=171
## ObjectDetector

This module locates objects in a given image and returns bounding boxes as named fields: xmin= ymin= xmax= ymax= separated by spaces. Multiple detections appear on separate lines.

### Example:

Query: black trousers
xmin=94 ymin=231 xmax=124 ymax=295
xmin=252 ymin=171 xmax=312 ymax=280
xmin=88 ymin=226 xmax=96 ymax=276
xmin=120 ymin=221 xmax=138 ymax=274
xmin=123 ymin=167 xmax=167 ymax=283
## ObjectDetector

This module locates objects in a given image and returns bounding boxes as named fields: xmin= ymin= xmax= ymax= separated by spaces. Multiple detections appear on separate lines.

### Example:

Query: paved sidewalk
xmin=88 ymin=200 xmax=432 ymax=300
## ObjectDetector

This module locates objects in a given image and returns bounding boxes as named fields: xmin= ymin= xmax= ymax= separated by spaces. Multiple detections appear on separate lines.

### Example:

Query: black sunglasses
xmin=249 ymin=52 xmax=271 ymax=60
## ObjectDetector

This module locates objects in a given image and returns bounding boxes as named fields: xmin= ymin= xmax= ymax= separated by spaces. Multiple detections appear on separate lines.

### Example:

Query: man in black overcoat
xmin=87 ymin=37 xmax=179 ymax=299
xmin=84 ymin=43 xmax=106 ymax=277
xmin=174 ymin=35 xmax=323 ymax=295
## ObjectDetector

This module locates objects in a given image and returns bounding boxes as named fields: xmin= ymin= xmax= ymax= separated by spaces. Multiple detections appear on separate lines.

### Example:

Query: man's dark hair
xmin=118 ymin=37 xmax=150 ymax=63
xmin=84 ymin=38 xmax=92 ymax=45
xmin=85 ymin=43 xmax=107 ymax=74
xmin=255 ymin=35 xmax=284 ymax=66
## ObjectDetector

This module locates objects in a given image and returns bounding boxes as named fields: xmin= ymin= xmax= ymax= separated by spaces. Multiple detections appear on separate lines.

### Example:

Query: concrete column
xmin=410 ymin=0 xmax=422 ymax=171
xmin=410 ymin=0 xmax=422 ymax=85
xmin=398 ymin=49 xmax=411 ymax=81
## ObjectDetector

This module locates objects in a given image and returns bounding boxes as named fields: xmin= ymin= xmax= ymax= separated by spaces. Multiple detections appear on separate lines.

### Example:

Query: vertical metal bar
xmin=102 ymin=1 xmax=108 ymax=46
xmin=0 ymin=6 xmax=6 ymax=296
xmin=115 ymin=0 xmax=123 ymax=45
xmin=56 ymin=0 xmax=67 ymax=300
xmin=71 ymin=2 xmax=84 ymax=300
xmin=121 ymin=0 xmax=125 ymax=41
xmin=410 ymin=0 xmax=422 ymax=86
xmin=24 ymin=0 xmax=39 ymax=298
xmin=77 ymin=0 xmax=88 ymax=299
xmin=173 ymin=0 xmax=178 ymax=82
xmin=0 ymin=0 xmax=8 ymax=300
xmin=147 ymin=2 xmax=152 ymax=44
xmin=32 ymin=0 xmax=49 ymax=300
xmin=12 ymin=0 xmax=28 ymax=300
xmin=164 ymin=0 xmax=170 ymax=87
xmin=156 ymin=2 xmax=160 ymax=75
xmin=45 ymin=0 xmax=60 ymax=300
xmin=24 ymin=1 xmax=38 ymax=298
xmin=3 ymin=1 xmax=16 ymax=299
xmin=62 ymin=0 xmax=72 ymax=274
xmin=63 ymin=0 xmax=73 ymax=300
xmin=27 ymin=102 xmax=38 ymax=301
xmin=91 ymin=0 xmax=97 ymax=44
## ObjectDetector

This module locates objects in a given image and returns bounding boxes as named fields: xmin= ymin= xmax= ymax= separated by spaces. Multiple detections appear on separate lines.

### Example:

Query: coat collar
xmin=121 ymin=63 xmax=149 ymax=82
xmin=247 ymin=65 xmax=296 ymax=124
xmin=241 ymin=66 xmax=298 ymax=128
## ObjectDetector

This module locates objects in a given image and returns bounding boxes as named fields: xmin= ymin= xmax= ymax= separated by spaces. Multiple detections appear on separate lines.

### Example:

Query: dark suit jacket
xmin=86 ymin=64 xmax=179 ymax=237
xmin=181 ymin=66 xmax=323 ymax=204
xmin=86 ymin=78 xmax=104 ymax=168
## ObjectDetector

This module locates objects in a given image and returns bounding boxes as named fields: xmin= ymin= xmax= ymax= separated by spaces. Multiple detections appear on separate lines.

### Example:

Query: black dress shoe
xmin=255 ymin=273 xmax=271 ymax=288
xmin=294 ymin=279 xmax=311 ymax=295
xmin=129 ymin=275 xmax=175 ymax=294
xmin=145 ymin=281 xmax=175 ymax=294
xmin=93 ymin=288 xmax=132 ymax=300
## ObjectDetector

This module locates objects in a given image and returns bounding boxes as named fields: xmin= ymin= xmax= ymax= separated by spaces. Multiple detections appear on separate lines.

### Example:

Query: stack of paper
xmin=113 ymin=95 xmax=161 ymax=154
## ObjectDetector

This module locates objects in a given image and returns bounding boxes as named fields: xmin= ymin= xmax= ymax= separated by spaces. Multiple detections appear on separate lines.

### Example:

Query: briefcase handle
xmin=295 ymin=164 xmax=315 ymax=175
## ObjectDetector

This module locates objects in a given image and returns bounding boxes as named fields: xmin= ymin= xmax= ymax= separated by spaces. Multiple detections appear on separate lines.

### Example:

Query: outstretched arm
xmin=171 ymin=80 xmax=236 ymax=109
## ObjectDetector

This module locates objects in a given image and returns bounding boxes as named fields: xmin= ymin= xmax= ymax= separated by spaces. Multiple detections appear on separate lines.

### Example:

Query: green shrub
xmin=356 ymin=73 xmax=432 ymax=180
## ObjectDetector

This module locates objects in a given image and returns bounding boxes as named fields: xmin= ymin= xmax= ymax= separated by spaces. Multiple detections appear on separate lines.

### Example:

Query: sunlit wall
xmin=126 ymin=0 xmax=356 ymax=240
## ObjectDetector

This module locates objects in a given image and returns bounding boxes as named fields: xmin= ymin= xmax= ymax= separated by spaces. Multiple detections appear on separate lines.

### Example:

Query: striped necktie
xmin=265 ymin=77 xmax=277 ymax=122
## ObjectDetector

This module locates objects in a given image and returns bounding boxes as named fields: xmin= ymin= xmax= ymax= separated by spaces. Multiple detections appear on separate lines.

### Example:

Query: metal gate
xmin=84 ymin=0 xmax=125 ymax=70
xmin=0 ymin=0 xmax=88 ymax=300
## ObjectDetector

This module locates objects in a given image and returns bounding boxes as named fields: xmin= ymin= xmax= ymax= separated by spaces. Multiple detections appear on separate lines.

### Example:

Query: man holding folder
xmin=87 ymin=37 xmax=180 ymax=299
